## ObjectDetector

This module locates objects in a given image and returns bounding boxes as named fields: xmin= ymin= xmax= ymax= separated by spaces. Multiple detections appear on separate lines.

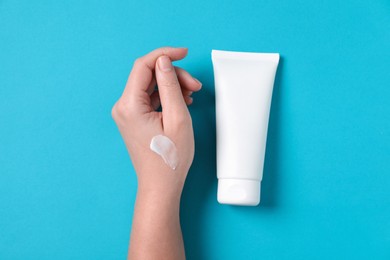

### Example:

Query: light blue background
xmin=1 ymin=0 xmax=389 ymax=259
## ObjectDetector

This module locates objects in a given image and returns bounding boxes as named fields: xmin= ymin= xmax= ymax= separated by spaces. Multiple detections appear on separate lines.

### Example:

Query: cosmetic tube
xmin=212 ymin=50 xmax=279 ymax=206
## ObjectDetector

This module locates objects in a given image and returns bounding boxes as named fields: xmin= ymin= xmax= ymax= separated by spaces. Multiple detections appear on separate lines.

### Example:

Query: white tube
xmin=212 ymin=50 xmax=279 ymax=206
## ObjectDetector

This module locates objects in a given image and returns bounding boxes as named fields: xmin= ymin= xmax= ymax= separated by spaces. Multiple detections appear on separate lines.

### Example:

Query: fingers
xmin=150 ymin=91 xmax=161 ymax=110
xmin=149 ymin=66 xmax=202 ymax=110
xmin=122 ymin=47 xmax=188 ymax=101
xmin=175 ymin=67 xmax=202 ymax=92
xmin=146 ymin=76 xmax=156 ymax=96
xmin=149 ymin=67 xmax=202 ymax=95
xmin=150 ymin=88 xmax=193 ymax=111
xmin=176 ymin=66 xmax=201 ymax=106
xmin=184 ymin=96 xmax=193 ymax=105
xmin=155 ymin=55 xmax=189 ymax=129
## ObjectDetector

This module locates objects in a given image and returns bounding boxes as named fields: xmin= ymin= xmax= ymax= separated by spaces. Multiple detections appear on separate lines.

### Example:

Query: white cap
xmin=217 ymin=179 xmax=261 ymax=206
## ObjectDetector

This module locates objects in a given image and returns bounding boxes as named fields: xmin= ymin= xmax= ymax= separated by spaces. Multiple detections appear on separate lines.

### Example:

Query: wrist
xmin=136 ymin=167 xmax=186 ymax=198
xmin=134 ymin=189 xmax=181 ymax=219
xmin=136 ymin=182 xmax=183 ymax=208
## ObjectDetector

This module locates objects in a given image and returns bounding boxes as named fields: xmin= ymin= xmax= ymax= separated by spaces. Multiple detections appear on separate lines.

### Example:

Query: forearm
xmin=128 ymin=187 xmax=185 ymax=260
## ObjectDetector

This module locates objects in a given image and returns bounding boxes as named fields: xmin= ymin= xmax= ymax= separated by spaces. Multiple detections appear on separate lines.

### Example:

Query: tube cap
xmin=217 ymin=179 xmax=261 ymax=206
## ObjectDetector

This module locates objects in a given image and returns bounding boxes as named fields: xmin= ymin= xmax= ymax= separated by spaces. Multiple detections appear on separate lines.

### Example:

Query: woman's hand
xmin=112 ymin=47 xmax=201 ymax=197
xmin=111 ymin=47 xmax=201 ymax=260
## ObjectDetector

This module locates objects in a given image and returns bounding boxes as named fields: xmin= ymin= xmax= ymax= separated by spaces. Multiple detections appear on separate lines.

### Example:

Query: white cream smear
xmin=150 ymin=135 xmax=179 ymax=170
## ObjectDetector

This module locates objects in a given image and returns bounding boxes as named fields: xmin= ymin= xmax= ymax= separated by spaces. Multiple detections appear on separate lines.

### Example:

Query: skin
xmin=111 ymin=47 xmax=201 ymax=260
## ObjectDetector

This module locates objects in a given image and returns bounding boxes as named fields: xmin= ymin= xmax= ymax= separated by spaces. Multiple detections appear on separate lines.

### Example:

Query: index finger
xmin=121 ymin=47 xmax=188 ymax=100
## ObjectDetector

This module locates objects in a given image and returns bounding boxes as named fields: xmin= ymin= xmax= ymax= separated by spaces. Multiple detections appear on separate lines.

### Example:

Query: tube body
xmin=212 ymin=50 xmax=279 ymax=206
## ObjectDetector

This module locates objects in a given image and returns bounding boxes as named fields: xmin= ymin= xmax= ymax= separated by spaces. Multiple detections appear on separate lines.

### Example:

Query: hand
xmin=111 ymin=47 xmax=202 ymax=198
xmin=112 ymin=47 xmax=201 ymax=260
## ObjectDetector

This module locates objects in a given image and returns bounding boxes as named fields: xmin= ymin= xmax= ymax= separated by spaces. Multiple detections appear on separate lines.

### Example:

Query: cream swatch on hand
xmin=150 ymin=135 xmax=179 ymax=170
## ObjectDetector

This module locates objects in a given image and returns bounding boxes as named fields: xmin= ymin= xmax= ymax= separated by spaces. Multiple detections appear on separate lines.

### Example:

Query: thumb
xmin=155 ymin=55 xmax=190 ymax=130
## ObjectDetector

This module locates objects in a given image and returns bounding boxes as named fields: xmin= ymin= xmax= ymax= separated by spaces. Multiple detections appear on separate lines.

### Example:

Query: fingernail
xmin=194 ymin=78 xmax=202 ymax=87
xmin=158 ymin=56 xmax=173 ymax=72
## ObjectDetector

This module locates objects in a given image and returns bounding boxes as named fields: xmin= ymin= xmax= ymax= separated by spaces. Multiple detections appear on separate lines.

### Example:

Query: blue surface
xmin=1 ymin=0 xmax=389 ymax=259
